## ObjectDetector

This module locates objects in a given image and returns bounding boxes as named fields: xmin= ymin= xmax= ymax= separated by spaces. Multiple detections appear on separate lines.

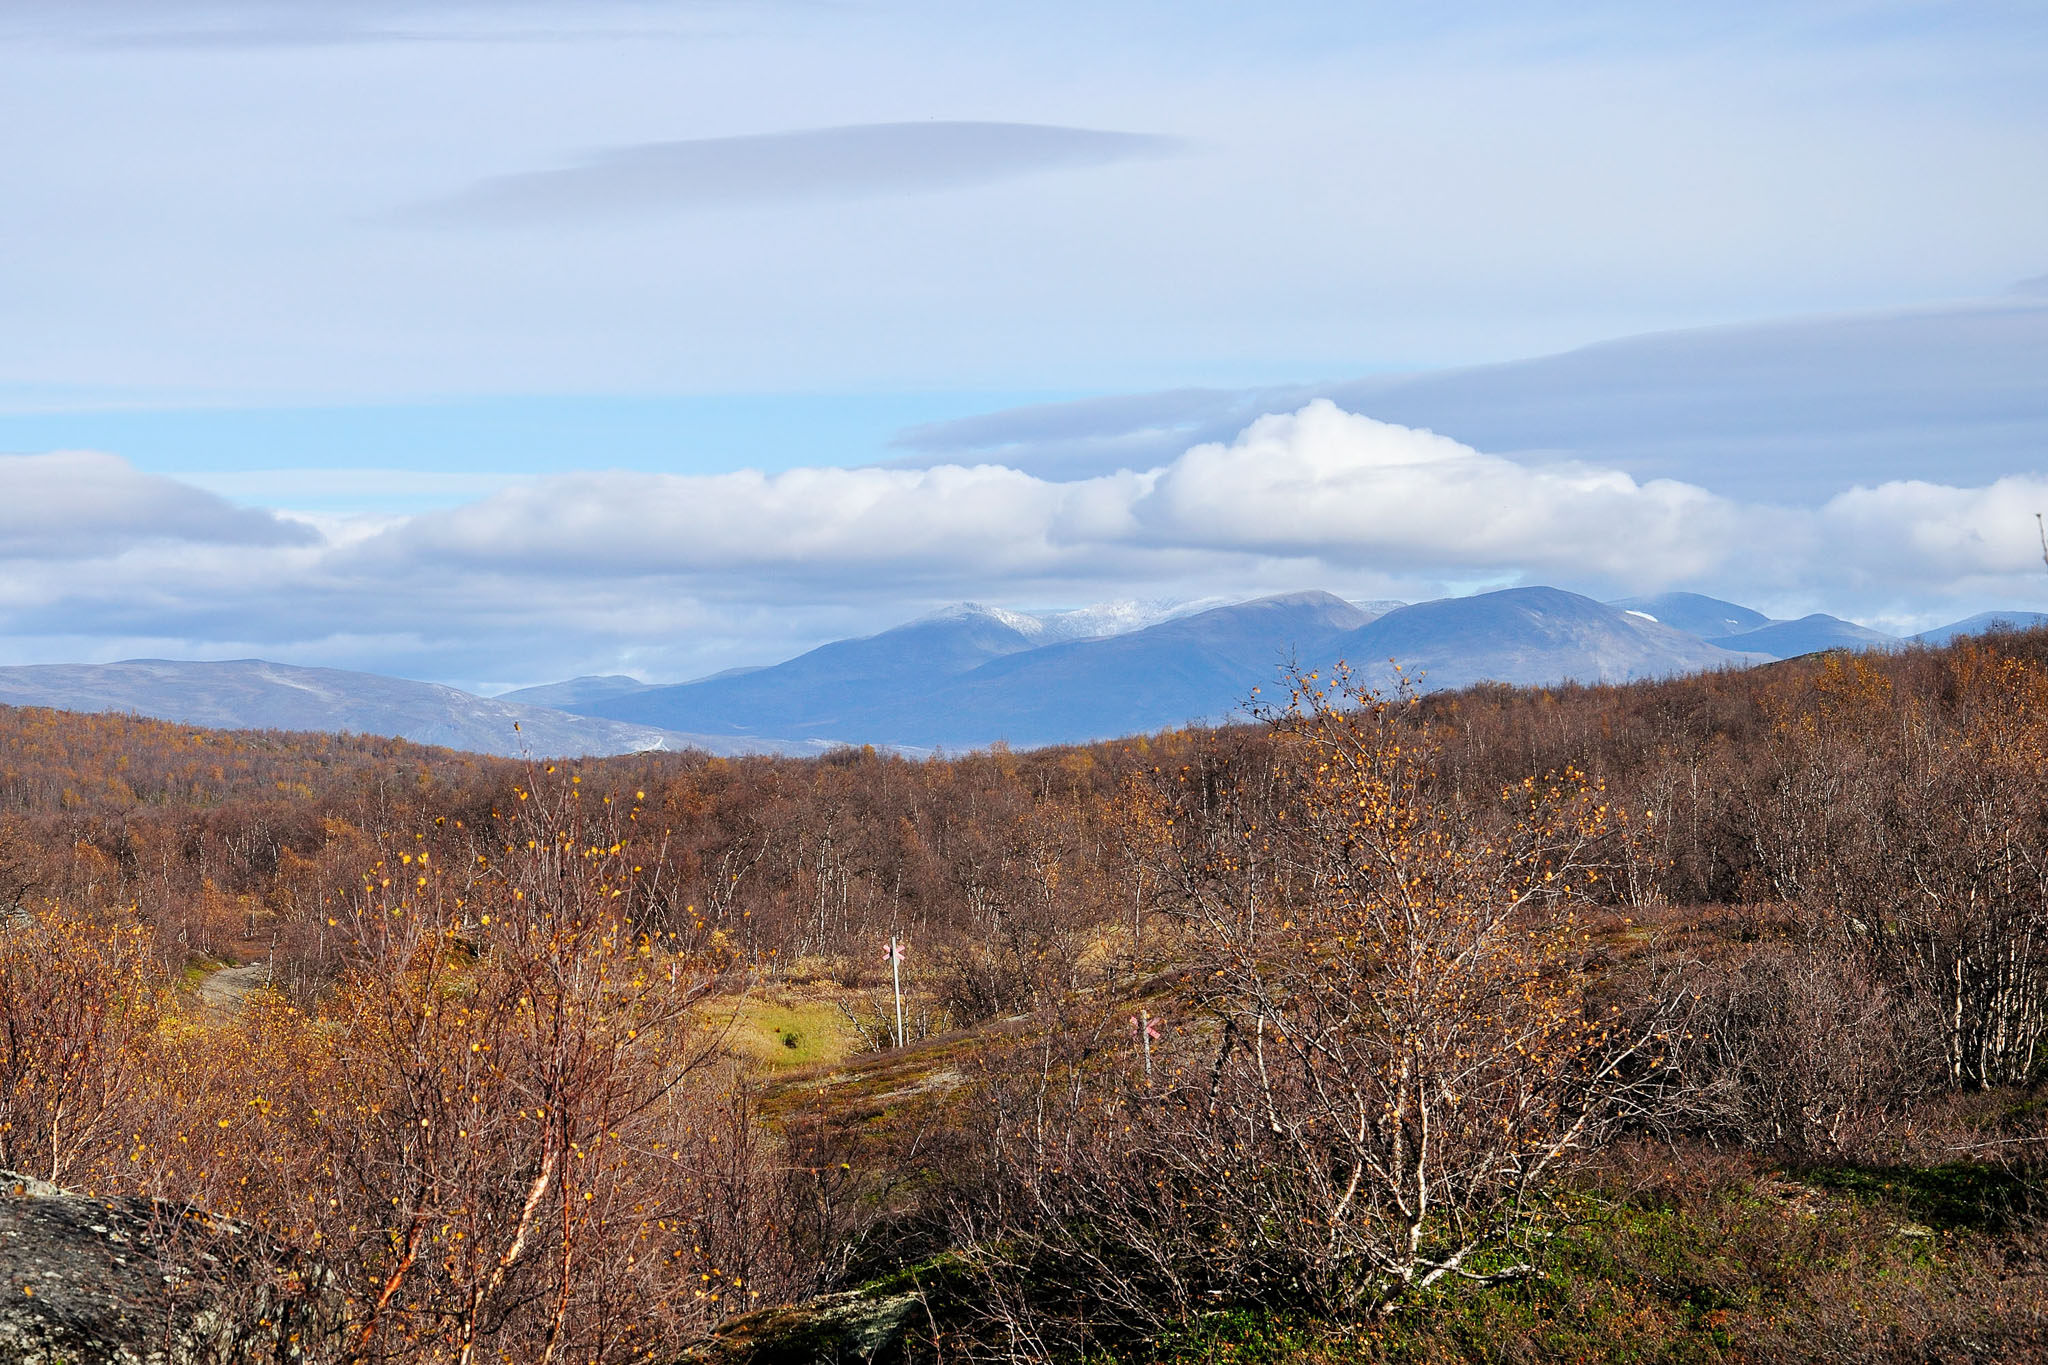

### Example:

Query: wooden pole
xmin=1131 ymin=1009 xmax=1158 ymax=1083
xmin=888 ymin=937 xmax=906 ymax=1049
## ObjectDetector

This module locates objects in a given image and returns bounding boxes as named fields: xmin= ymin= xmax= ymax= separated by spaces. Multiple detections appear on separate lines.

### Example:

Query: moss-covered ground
xmin=1060 ymin=1152 xmax=2046 ymax=1364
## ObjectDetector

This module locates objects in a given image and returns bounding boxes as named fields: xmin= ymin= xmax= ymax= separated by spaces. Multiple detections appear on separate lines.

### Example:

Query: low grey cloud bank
xmin=892 ymin=298 xmax=2048 ymax=504
xmin=417 ymin=123 xmax=1188 ymax=222
xmin=0 ymin=451 xmax=317 ymax=557
xmin=3 ymin=404 xmax=2044 ymax=687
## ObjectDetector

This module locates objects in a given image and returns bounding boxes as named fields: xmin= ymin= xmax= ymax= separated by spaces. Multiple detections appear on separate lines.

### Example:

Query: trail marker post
xmin=1129 ymin=1009 xmax=1160 ymax=1083
xmin=885 ymin=936 xmax=907 ymax=1048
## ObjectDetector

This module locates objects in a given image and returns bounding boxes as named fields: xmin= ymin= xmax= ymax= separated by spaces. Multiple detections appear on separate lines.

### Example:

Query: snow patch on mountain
xmin=1029 ymin=597 xmax=1228 ymax=642
xmin=914 ymin=597 xmax=1227 ymax=645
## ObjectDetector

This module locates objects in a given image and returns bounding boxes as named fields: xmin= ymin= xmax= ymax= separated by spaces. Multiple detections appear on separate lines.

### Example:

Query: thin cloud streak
xmin=7 ymin=2 xmax=2044 ymax=399
xmin=0 ymin=0 xmax=690 ymax=47
xmin=413 ymin=123 xmax=1190 ymax=223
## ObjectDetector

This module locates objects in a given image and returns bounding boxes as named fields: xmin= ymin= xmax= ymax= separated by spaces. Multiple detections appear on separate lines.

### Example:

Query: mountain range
xmin=498 ymin=591 xmax=2047 ymax=750
xmin=0 ymin=591 xmax=2033 ymax=757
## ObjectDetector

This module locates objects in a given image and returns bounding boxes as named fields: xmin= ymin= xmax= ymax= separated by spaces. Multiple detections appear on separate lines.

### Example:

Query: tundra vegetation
xmin=0 ymin=632 xmax=2042 ymax=1361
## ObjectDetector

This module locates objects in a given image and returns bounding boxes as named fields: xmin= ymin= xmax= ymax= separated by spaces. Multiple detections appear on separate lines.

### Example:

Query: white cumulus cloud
xmin=1131 ymin=402 xmax=1752 ymax=581
xmin=373 ymin=401 xmax=1752 ymax=590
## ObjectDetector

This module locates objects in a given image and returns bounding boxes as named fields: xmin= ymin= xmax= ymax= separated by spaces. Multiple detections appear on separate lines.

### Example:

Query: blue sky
xmin=2 ymin=1 xmax=2046 ymax=689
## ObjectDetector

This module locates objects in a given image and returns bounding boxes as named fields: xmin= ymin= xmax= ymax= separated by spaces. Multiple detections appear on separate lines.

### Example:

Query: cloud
xmin=888 ymin=387 xmax=1284 ymax=482
xmin=0 ymin=0 xmax=654 ymax=47
xmin=370 ymin=402 xmax=1751 ymax=590
xmin=6 ymin=405 xmax=2048 ymax=684
xmin=9 ymin=0 xmax=2048 ymax=403
xmin=362 ymin=461 xmax=1157 ymax=582
xmin=341 ymin=400 xmax=2048 ymax=640
xmin=1134 ymin=404 xmax=1752 ymax=582
xmin=0 ymin=451 xmax=319 ymax=558
xmin=889 ymin=299 xmax=2048 ymax=505
xmin=1813 ymin=475 xmax=2048 ymax=590
xmin=412 ymin=122 xmax=1189 ymax=222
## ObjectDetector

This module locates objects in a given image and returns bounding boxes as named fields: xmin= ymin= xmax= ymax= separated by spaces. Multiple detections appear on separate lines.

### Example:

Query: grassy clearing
xmin=711 ymin=990 xmax=859 ymax=1072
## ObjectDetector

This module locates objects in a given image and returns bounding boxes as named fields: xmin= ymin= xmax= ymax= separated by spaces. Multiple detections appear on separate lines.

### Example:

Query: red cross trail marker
xmin=884 ymin=937 xmax=907 ymax=1048
xmin=1129 ymin=1009 xmax=1160 ymax=1081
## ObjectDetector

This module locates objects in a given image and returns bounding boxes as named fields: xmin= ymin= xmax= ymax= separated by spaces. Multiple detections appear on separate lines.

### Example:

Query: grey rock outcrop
xmin=691 ymin=1286 xmax=924 ymax=1364
xmin=0 ymin=1171 xmax=308 ymax=1365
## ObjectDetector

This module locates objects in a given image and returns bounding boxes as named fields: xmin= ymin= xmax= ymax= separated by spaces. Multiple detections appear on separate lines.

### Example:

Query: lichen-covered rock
xmin=690 ymin=1287 xmax=924 ymax=1365
xmin=0 ymin=1170 xmax=303 ymax=1365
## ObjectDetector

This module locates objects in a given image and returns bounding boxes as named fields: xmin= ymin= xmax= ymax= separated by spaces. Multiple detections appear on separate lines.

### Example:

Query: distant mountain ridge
xmin=3 ymin=591 xmax=2036 ymax=758
xmin=576 ymin=592 xmax=1384 ymax=749
xmin=1706 ymin=613 xmax=1899 ymax=659
xmin=498 ymin=675 xmax=654 ymax=709
xmin=569 ymin=587 xmax=1779 ymax=749
xmin=1337 ymin=588 xmax=1766 ymax=693
xmin=0 ymin=659 xmax=828 ymax=760
xmin=1608 ymin=592 xmax=1771 ymax=640
xmin=876 ymin=590 xmax=1384 ymax=749
xmin=1911 ymin=611 xmax=2048 ymax=646
xmin=557 ymin=588 xmax=2037 ymax=750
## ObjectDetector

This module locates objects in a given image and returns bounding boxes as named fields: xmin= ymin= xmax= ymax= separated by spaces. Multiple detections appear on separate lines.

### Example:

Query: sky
xmin=2 ymin=0 xmax=2047 ymax=692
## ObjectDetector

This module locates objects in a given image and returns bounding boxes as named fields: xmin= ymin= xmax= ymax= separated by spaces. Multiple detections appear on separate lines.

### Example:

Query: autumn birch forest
xmin=2 ymin=631 xmax=2046 ymax=1363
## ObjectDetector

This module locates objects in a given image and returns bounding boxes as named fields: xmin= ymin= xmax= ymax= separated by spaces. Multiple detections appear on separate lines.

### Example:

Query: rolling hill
xmin=1912 ymin=611 xmax=2048 ymax=645
xmin=1608 ymin=592 xmax=1772 ymax=639
xmin=0 ymin=659 xmax=817 ymax=759
xmin=1331 ymin=587 xmax=1765 ymax=694
xmin=1706 ymin=613 xmax=1899 ymax=659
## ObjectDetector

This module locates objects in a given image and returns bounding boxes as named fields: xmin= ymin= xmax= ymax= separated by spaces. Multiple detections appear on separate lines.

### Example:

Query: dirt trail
xmin=196 ymin=961 xmax=272 ymax=1009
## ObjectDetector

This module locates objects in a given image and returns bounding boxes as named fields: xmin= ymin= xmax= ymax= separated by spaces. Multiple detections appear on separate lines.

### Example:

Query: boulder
xmin=691 ymin=1286 xmax=924 ymax=1364
xmin=0 ymin=1171 xmax=311 ymax=1364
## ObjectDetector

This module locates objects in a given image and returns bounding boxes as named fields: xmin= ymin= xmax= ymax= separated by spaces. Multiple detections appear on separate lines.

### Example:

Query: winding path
xmin=195 ymin=961 xmax=272 ymax=1010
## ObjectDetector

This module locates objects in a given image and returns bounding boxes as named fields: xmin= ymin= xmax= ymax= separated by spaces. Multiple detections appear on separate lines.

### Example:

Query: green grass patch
xmin=713 ymin=992 xmax=856 ymax=1071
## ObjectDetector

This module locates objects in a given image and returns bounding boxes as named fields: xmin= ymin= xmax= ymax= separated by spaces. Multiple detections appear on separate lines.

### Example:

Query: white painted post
xmin=1131 ymin=1009 xmax=1159 ymax=1083
xmin=886 ymin=936 xmax=906 ymax=1049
